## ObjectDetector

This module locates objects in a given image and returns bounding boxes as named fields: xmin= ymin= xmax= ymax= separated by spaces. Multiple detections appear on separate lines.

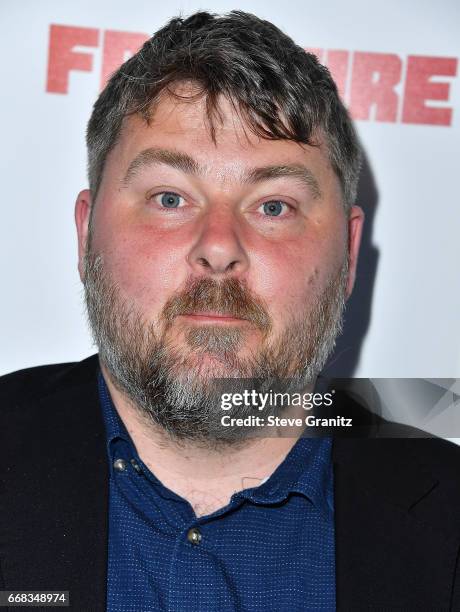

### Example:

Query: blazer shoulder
xmin=0 ymin=355 xmax=100 ymax=409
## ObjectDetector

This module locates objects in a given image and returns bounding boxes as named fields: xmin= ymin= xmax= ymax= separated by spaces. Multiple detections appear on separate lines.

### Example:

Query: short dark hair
xmin=86 ymin=10 xmax=361 ymax=210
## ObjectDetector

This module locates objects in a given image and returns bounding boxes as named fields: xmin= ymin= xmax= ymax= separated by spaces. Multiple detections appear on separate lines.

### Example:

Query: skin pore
xmin=75 ymin=88 xmax=364 ymax=517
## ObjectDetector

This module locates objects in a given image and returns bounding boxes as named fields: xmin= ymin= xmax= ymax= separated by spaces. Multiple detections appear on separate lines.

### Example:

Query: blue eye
xmin=160 ymin=192 xmax=183 ymax=208
xmin=262 ymin=201 xmax=287 ymax=216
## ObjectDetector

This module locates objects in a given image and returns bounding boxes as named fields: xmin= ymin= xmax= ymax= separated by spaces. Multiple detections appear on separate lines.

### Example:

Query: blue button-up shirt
xmin=98 ymin=372 xmax=336 ymax=611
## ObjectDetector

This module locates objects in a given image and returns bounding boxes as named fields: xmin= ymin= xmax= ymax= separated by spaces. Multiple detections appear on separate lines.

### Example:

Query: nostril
xmin=197 ymin=257 xmax=210 ymax=268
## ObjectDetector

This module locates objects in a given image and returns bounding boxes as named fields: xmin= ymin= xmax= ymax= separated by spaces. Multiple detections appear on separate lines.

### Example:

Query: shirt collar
xmin=98 ymin=371 xmax=130 ymax=448
xmin=238 ymin=436 xmax=334 ymax=521
xmin=97 ymin=371 xmax=333 ymax=521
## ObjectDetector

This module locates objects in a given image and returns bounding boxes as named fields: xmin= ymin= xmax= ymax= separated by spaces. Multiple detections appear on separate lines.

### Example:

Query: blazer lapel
xmin=1 ymin=355 xmax=109 ymax=611
xmin=333 ymin=437 xmax=460 ymax=610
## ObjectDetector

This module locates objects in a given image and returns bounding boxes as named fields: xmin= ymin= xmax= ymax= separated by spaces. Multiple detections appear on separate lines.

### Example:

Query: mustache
xmin=161 ymin=276 xmax=272 ymax=333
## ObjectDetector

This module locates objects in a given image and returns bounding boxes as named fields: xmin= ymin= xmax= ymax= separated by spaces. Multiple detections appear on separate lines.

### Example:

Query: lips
xmin=181 ymin=311 xmax=246 ymax=321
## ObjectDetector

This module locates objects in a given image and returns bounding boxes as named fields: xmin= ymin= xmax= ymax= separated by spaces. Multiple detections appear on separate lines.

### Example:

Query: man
xmin=1 ymin=10 xmax=459 ymax=612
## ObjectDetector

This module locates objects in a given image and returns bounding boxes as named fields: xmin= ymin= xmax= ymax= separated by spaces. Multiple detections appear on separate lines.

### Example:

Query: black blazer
xmin=1 ymin=355 xmax=460 ymax=611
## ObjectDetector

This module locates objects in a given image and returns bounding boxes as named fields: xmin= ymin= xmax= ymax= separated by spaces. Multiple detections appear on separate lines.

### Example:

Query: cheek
xmin=97 ymin=220 xmax=190 ymax=308
xmin=248 ymin=230 xmax=345 ymax=323
xmin=248 ymin=236 xmax=322 ymax=300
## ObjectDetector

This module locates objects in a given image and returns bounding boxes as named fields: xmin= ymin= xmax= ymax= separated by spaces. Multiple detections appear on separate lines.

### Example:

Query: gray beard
xmin=83 ymin=249 xmax=348 ymax=448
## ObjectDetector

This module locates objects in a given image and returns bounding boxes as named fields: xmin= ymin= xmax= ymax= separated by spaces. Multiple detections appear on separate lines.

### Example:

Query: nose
xmin=187 ymin=206 xmax=249 ymax=276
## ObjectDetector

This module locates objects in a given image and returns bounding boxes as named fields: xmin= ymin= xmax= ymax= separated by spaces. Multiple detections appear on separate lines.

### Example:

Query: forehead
xmin=106 ymin=90 xmax=340 ymax=194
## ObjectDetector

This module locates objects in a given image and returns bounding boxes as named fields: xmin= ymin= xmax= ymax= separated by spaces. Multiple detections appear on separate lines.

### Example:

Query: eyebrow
xmin=121 ymin=147 xmax=322 ymax=198
xmin=122 ymin=148 xmax=199 ymax=186
xmin=245 ymin=165 xmax=322 ymax=199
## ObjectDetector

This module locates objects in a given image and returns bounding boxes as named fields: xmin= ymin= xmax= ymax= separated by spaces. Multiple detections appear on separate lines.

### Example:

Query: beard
xmin=83 ymin=246 xmax=348 ymax=447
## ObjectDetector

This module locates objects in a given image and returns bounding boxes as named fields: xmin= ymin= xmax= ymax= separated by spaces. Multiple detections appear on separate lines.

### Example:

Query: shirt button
xmin=113 ymin=458 xmax=127 ymax=472
xmin=187 ymin=527 xmax=202 ymax=545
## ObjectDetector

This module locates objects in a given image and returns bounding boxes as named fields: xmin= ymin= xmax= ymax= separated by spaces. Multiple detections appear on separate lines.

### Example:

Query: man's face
xmin=76 ymin=88 xmax=363 ymax=444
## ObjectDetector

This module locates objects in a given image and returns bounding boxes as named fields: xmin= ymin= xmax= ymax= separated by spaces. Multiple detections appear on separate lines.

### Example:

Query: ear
xmin=75 ymin=189 xmax=92 ymax=282
xmin=345 ymin=205 xmax=365 ymax=299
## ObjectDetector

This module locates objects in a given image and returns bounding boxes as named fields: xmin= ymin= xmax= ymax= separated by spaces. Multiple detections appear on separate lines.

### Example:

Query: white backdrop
xmin=1 ymin=0 xmax=459 ymax=381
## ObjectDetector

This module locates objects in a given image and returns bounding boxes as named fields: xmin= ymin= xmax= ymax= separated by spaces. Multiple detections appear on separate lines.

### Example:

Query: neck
xmin=101 ymin=363 xmax=311 ymax=517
